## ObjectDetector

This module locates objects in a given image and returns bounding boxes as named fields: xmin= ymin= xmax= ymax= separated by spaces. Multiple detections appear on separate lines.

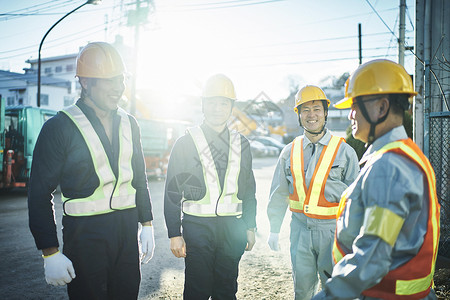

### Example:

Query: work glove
xmin=140 ymin=225 xmax=155 ymax=264
xmin=267 ymin=232 xmax=280 ymax=251
xmin=43 ymin=251 xmax=76 ymax=286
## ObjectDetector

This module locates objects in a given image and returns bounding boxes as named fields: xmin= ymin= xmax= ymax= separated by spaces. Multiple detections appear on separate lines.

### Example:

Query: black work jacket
xmin=28 ymin=99 xmax=153 ymax=250
xmin=164 ymin=123 xmax=257 ymax=238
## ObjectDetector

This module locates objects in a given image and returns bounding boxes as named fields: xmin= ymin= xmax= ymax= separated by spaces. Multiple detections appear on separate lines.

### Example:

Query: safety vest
xmin=332 ymin=139 xmax=440 ymax=300
xmin=182 ymin=126 xmax=242 ymax=217
xmin=60 ymin=105 xmax=136 ymax=216
xmin=289 ymin=135 xmax=344 ymax=219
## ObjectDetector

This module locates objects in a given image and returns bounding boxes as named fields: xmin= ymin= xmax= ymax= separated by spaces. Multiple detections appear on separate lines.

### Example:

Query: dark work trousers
xmin=62 ymin=208 xmax=140 ymax=300
xmin=182 ymin=215 xmax=248 ymax=300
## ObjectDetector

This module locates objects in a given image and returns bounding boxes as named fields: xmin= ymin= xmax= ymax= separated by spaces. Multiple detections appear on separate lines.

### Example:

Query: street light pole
xmin=37 ymin=0 xmax=101 ymax=107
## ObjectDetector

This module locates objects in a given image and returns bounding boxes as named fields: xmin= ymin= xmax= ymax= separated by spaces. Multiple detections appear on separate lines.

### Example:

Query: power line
xmin=0 ymin=17 xmax=124 ymax=60
xmin=235 ymin=53 xmax=413 ymax=69
xmin=364 ymin=0 xmax=397 ymax=39
xmin=157 ymin=0 xmax=285 ymax=11
xmin=159 ymin=0 xmax=271 ymax=8
xmin=0 ymin=0 xmax=75 ymax=21
xmin=385 ymin=14 xmax=398 ymax=58
xmin=405 ymin=4 xmax=415 ymax=30
xmin=0 ymin=0 xmax=66 ymax=14
xmin=241 ymin=31 xmax=398 ymax=50
xmin=237 ymin=46 xmax=397 ymax=60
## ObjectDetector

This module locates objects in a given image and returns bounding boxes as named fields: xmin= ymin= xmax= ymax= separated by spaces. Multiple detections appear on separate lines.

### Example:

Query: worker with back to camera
xmin=28 ymin=42 xmax=155 ymax=299
xmin=267 ymin=85 xmax=359 ymax=299
xmin=312 ymin=59 xmax=440 ymax=300
xmin=164 ymin=73 xmax=257 ymax=300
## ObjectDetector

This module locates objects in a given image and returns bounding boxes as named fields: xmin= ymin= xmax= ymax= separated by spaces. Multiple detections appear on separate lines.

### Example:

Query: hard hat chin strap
xmin=298 ymin=115 xmax=327 ymax=136
xmin=357 ymin=100 xmax=389 ymax=146
xmin=303 ymin=122 xmax=326 ymax=136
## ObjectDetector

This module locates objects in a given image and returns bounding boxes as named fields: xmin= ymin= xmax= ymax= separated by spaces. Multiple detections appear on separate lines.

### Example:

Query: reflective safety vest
xmin=182 ymin=126 xmax=242 ymax=217
xmin=332 ymin=139 xmax=440 ymax=300
xmin=60 ymin=105 xmax=136 ymax=216
xmin=289 ymin=135 xmax=344 ymax=219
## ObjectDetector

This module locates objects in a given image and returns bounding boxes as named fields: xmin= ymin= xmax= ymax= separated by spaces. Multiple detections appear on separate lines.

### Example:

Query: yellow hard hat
xmin=294 ymin=85 xmax=330 ymax=113
xmin=202 ymin=74 xmax=236 ymax=100
xmin=335 ymin=59 xmax=418 ymax=109
xmin=76 ymin=42 xmax=125 ymax=79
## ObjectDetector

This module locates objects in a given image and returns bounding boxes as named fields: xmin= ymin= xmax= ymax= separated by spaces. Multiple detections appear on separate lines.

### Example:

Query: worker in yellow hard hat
xmin=312 ymin=59 xmax=440 ymax=299
xmin=267 ymin=85 xmax=359 ymax=299
xmin=164 ymin=74 xmax=257 ymax=299
xmin=28 ymin=42 xmax=155 ymax=299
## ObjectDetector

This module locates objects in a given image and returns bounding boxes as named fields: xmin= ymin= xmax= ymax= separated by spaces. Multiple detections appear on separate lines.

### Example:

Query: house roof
xmin=0 ymin=70 xmax=70 ymax=88
xmin=26 ymin=53 xmax=78 ymax=64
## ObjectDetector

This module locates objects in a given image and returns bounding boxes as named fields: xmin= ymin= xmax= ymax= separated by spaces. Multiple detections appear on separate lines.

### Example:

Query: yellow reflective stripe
xmin=363 ymin=206 xmax=405 ymax=247
xmin=220 ymin=130 xmax=241 ymax=205
xmin=291 ymin=137 xmax=306 ymax=208
xmin=62 ymin=106 xmax=113 ymax=195
xmin=373 ymin=140 xmax=440 ymax=296
xmin=308 ymin=136 xmax=340 ymax=207
xmin=396 ymin=266 xmax=434 ymax=295
xmin=332 ymin=239 xmax=344 ymax=263
xmin=377 ymin=141 xmax=440 ymax=260
xmin=61 ymin=106 xmax=136 ymax=216
xmin=305 ymin=204 xmax=338 ymax=216
xmin=183 ymin=127 xmax=242 ymax=216
xmin=290 ymin=199 xmax=302 ymax=210
xmin=115 ymin=109 xmax=135 ymax=197
xmin=187 ymin=126 xmax=220 ymax=203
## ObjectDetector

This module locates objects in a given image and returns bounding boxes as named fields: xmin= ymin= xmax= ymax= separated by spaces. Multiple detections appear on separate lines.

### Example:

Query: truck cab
xmin=1 ymin=96 xmax=56 ymax=189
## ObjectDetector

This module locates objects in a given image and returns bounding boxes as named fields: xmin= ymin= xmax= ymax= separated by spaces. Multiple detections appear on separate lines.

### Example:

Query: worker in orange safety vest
xmin=267 ymin=85 xmax=359 ymax=299
xmin=312 ymin=59 xmax=440 ymax=299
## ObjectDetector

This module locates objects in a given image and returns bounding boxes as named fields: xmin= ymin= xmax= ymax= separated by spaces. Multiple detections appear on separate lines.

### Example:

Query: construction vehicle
xmin=138 ymin=118 xmax=190 ymax=179
xmin=0 ymin=95 xmax=56 ymax=189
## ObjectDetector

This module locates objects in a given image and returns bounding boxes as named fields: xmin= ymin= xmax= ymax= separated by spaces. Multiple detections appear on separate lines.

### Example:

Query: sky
xmin=0 ymin=0 xmax=416 ymax=102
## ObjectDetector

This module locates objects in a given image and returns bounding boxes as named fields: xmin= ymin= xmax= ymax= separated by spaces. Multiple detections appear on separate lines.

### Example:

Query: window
xmin=7 ymin=96 xmax=15 ymax=106
xmin=44 ymin=67 xmax=52 ymax=74
xmin=66 ymin=64 xmax=74 ymax=72
xmin=64 ymin=96 xmax=75 ymax=107
xmin=40 ymin=94 xmax=49 ymax=106
xmin=55 ymin=66 xmax=62 ymax=73
xmin=5 ymin=114 xmax=19 ymax=132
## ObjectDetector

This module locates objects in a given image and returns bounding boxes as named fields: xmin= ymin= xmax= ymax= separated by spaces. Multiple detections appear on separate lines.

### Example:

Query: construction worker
xmin=28 ymin=42 xmax=155 ymax=299
xmin=164 ymin=74 xmax=257 ymax=300
xmin=267 ymin=85 xmax=359 ymax=300
xmin=312 ymin=59 xmax=440 ymax=299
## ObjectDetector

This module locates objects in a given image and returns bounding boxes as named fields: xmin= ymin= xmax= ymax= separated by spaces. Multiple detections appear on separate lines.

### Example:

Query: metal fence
xmin=429 ymin=112 xmax=450 ymax=258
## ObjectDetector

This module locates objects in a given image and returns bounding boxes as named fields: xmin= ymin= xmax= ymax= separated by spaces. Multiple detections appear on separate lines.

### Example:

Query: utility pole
xmin=127 ymin=0 xmax=152 ymax=116
xmin=358 ymin=23 xmax=362 ymax=65
xmin=398 ymin=0 xmax=406 ymax=66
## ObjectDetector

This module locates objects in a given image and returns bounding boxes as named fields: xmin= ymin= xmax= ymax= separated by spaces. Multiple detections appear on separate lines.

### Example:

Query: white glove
xmin=267 ymin=232 xmax=280 ymax=251
xmin=43 ymin=251 xmax=76 ymax=286
xmin=140 ymin=225 xmax=155 ymax=264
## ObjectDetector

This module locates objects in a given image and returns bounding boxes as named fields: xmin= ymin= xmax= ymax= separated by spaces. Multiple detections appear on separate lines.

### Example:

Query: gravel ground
xmin=1 ymin=156 xmax=448 ymax=299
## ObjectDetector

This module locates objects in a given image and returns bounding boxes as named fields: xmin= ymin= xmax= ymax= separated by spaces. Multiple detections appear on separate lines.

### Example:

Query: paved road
xmin=0 ymin=156 xmax=290 ymax=299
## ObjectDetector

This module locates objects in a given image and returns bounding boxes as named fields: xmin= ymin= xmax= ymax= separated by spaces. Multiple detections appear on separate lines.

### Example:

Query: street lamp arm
xmin=38 ymin=2 xmax=88 ymax=56
xmin=37 ymin=0 xmax=100 ymax=107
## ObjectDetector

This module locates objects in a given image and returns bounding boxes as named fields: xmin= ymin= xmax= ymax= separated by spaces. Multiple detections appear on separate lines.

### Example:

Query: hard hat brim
xmin=335 ymin=91 xmax=418 ymax=109
xmin=334 ymin=97 xmax=353 ymax=109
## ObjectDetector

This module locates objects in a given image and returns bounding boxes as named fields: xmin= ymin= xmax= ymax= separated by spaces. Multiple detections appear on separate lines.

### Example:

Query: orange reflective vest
xmin=289 ymin=135 xmax=344 ymax=219
xmin=333 ymin=138 xmax=440 ymax=299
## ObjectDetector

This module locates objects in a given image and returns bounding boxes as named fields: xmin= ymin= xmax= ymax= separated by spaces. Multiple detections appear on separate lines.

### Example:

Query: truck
xmin=138 ymin=118 xmax=190 ymax=179
xmin=0 ymin=95 xmax=56 ymax=189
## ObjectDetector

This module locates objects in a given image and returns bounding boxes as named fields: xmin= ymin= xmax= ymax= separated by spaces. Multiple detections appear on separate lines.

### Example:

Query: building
xmin=0 ymin=70 xmax=71 ymax=111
